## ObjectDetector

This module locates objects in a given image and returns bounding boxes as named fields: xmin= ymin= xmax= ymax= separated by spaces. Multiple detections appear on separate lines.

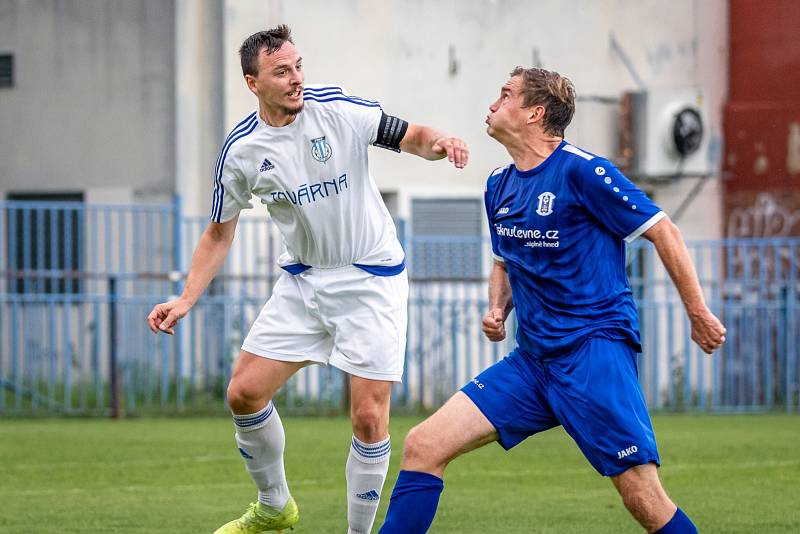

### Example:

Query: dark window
xmin=0 ymin=54 xmax=13 ymax=87
xmin=6 ymin=192 xmax=84 ymax=294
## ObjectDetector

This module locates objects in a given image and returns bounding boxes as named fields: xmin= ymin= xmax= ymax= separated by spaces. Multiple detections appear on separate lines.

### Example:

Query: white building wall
xmin=0 ymin=0 xmax=729 ymax=229
xmin=175 ymin=0 xmax=225 ymax=217
xmin=220 ymin=0 xmax=728 ymax=235
xmin=0 ymin=0 xmax=177 ymax=203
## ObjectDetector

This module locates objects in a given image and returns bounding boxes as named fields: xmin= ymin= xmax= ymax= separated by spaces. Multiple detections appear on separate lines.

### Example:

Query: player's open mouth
xmin=287 ymin=88 xmax=302 ymax=99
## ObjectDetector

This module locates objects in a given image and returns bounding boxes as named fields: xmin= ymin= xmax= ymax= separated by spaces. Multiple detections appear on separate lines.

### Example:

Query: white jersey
xmin=211 ymin=84 xmax=404 ymax=274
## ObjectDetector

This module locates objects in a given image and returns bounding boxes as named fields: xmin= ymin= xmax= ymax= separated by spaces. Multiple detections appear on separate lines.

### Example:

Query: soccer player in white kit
xmin=146 ymin=25 xmax=468 ymax=534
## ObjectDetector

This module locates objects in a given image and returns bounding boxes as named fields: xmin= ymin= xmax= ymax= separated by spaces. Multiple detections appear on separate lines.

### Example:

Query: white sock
xmin=233 ymin=402 xmax=291 ymax=510
xmin=346 ymin=435 xmax=391 ymax=534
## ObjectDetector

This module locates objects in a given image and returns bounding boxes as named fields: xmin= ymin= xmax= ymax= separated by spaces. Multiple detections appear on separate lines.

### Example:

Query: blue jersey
xmin=485 ymin=141 xmax=665 ymax=358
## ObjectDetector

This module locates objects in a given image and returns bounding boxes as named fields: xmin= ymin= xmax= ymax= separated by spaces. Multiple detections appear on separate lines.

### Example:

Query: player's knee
xmin=351 ymin=403 xmax=386 ymax=441
xmin=402 ymin=425 xmax=444 ymax=469
xmin=226 ymin=379 xmax=267 ymax=413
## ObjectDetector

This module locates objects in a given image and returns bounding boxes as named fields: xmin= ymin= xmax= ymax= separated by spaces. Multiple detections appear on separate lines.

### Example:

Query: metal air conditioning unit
xmin=626 ymin=88 xmax=711 ymax=179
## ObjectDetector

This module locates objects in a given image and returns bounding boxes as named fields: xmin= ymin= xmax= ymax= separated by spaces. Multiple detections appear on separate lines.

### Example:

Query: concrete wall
xmin=0 ymin=0 xmax=176 ymax=203
xmin=221 ymin=0 xmax=728 ymax=237
xmin=175 ymin=0 xmax=225 ymax=217
xmin=0 ymin=0 xmax=729 ymax=236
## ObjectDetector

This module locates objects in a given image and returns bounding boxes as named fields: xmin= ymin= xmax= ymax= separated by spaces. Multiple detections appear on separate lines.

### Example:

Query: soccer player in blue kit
xmin=379 ymin=68 xmax=726 ymax=533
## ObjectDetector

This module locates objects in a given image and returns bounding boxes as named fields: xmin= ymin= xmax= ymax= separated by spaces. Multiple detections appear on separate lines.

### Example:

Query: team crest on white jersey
xmin=536 ymin=192 xmax=556 ymax=216
xmin=310 ymin=136 xmax=332 ymax=162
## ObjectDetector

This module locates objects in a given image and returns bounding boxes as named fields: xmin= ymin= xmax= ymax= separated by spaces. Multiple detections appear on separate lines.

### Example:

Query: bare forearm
xmin=482 ymin=261 xmax=513 ymax=341
xmin=645 ymin=219 xmax=706 ymax=316
xmin=489 ymin=262 xmax=514 ymax=317
xmin=400 ymin=124 xmax=446 ymax=160
xmin=180 ymin=224 xmax=235 ymax=305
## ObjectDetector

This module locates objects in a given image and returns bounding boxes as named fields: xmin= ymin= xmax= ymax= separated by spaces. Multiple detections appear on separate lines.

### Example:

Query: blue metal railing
xmin=1 ymin=199 xmax=798 ymax=415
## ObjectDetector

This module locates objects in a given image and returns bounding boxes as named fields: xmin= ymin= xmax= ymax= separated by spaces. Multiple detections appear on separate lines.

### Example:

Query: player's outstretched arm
xmin=399 ymin=124 xmax=469 ymax=169
xmin=643 ymin=217 xmax=726 ymax=354
xmin=482 ymin=260 xmax=514 ymax=342
xmin=146 ymin=216 xmax=239 ymax=335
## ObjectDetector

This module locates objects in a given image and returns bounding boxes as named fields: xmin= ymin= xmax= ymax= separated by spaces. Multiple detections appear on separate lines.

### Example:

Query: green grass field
xmin=1 ymin=414 xmax=798 ymax=533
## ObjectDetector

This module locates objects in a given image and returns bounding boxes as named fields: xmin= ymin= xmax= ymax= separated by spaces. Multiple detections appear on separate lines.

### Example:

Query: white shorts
xmin=242 ymin=266 xmax=409 ymax=382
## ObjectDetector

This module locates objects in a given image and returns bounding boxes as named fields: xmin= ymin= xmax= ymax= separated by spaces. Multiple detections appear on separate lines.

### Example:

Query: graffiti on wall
xmin=725 ymin=191 xmax=800 ymax=287
xmin=727 ymin=192 xmax=800 ymax=238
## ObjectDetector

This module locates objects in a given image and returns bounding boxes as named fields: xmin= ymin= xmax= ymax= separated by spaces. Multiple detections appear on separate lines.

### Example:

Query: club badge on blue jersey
xmin=311 ymin=136 xmax=332 ymax=162
xmin=536 ymin=192 xmax=556 ymax=216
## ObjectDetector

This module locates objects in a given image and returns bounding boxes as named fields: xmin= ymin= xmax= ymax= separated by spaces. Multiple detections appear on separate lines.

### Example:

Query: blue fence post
xmin=109 ymin=275 xmax=120 ymax=419
xmin=788 ymin=241 xmax=798 ymax=413
xmin=397 ymin=218 xmax=410 ymax=407
xmin=173 ymin=194 xmax=185 ymax=411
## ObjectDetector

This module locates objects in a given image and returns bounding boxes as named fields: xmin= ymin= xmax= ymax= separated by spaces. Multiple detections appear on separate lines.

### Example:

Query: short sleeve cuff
xmin=215 ymin=211 xmax=238 ymax=223
xmin=624 ymin=211 xmax=666 ymax=243
xmin=492 ymin=253 xmax=505 ymax=263
xmin=213 ymin=204 xmax=248 ymax=223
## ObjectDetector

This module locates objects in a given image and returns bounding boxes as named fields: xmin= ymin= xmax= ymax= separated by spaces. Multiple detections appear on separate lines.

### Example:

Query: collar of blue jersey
xmin=513 ymin=139 xmax=568 ymax=178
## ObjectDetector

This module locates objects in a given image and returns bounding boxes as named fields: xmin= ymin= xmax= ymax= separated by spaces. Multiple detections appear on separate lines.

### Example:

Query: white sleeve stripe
xmin=624 ymin=211 xmax=666 ymax=243
xmin=491 ymin=164 xmax=510 ymax=176
xmin=562 ymin=144 xmax=595 ymax=160
xmin=492 ymin=253 xmax=505 ymax=262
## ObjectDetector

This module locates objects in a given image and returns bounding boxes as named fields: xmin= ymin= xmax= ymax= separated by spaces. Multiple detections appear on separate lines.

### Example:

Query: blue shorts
xmin=461 ymin=336 xmax=660 ymax=477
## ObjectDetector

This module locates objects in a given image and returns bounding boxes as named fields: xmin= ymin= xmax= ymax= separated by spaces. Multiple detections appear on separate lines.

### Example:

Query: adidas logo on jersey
xmin=356 ymin=489 xmax=380 ymax=501
xmin=260 ymin=158 xmax=275 ymax=172
xmin=497 ymin=207 xmax=509 ymax=215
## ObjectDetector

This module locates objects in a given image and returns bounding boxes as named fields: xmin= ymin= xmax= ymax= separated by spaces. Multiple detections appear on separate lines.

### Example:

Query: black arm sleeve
xmin=373 ymin=112 xmax=409 ymax=152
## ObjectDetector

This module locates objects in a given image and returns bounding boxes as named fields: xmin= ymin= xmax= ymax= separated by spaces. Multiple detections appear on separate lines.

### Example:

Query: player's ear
xmin=244 ymin=74 xmax=259 ymax=96
xmin=526 ymin=104 xmax=545 ymax=125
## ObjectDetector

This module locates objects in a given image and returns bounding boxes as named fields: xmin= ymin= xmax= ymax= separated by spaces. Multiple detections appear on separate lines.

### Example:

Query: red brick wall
xmin=724 ymin=0 xmax=800 ymax=237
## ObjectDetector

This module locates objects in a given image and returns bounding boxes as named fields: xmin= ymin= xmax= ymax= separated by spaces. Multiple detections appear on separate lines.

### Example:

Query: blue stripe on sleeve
xmin=304 ymin=86 xmax=380 ymax=106
xmin=212 ymin=117 xmax=258 ymax=222
xmin=303 ymin=95 xmax=382 ymax=108
xmin=304 ymin=86 xmax=379 ymax=104
xmin=212 ymin=113 xmax=257 ymax=221
xmin=214 ymin=112 xmax=257 ymax=178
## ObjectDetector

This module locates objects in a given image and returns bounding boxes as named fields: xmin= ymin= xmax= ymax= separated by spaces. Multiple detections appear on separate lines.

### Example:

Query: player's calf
xmin=348 ymin=377 xmax=393 ymax=533
xmin=612 ymin=464 xmax=696 ymax=533
xmin=347 ymin=434 xmax=391 ymax=534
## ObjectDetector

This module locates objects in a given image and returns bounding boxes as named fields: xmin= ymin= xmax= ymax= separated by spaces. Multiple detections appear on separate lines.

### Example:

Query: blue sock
xmin=654 ymin=508 xmax=698 ymax=534
xmin=378 ymin=470 xmax=444 ymax=533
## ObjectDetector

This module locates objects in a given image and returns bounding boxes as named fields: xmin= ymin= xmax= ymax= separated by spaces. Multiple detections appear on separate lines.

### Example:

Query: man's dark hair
xmin=510 ymin=67 xmax=576 ymax=137
xmin=239 ymin=25 xmax=293 ymax=77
